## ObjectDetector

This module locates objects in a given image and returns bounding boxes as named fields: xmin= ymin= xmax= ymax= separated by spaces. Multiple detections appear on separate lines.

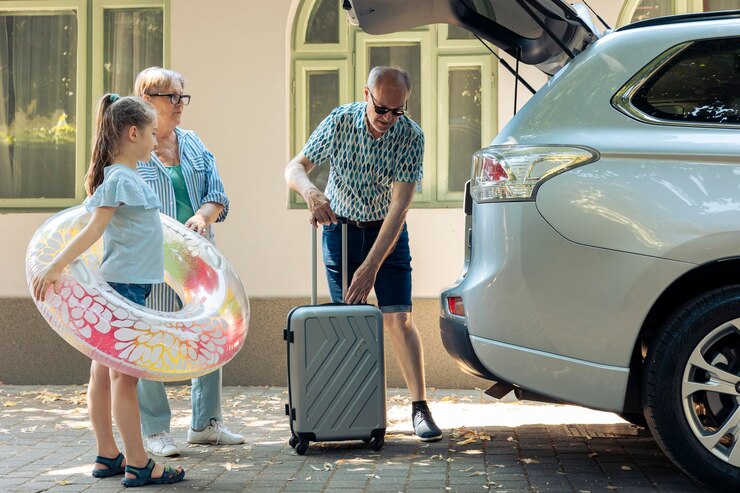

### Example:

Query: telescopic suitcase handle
xmin=311 ymin=218 xmax=347 ymax=305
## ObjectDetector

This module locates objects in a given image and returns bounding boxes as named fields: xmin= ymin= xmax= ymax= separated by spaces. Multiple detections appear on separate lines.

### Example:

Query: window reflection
xmin=0 ymin=11 xmax=77 ymax=199
xmin=104 ymin=9 xmax=164 ymax=95
xmin=448 ymin=68 xmax=482 ymax=192
xmin=306 ymin=0 xmax=338 ymax=44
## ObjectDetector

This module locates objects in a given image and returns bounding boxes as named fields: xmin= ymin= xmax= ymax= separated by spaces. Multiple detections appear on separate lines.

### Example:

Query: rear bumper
xmin=438 ymin=201 xmax=690 ymax=412
xmin=439 ymin=315 xmax=497 ymax=381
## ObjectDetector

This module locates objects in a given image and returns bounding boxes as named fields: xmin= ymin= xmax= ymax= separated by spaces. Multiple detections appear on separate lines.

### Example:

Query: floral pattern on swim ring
xmin=25 ymin=205 xmax=249 ymax=381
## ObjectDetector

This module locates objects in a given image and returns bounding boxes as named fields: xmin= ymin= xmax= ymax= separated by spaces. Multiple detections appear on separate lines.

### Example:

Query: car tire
xmin=643 ymin=286 xmax=740 ymax=492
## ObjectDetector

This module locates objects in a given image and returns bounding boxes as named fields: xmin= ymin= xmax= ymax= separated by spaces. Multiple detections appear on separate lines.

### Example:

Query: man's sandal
xmin=120 ymin=459 xmax=185 ymax=487
xmin=91 ymin=452 xmax=125 ymax=478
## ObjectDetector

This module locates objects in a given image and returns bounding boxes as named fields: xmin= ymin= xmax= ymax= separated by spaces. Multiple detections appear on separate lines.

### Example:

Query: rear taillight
xmin=447 ymin=296 xmax=465 ymax=317
xmin=471 ymin=145 xmax=597 ymax=202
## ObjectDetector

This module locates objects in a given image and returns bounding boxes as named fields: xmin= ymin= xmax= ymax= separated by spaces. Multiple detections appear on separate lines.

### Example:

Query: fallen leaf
xmin=55 ymin=480 xmax=72 ymax=485
xmin=323 ymin=462 xmax=334 ymax=471
xmin=35 ymin=391 xmax=63 ymax=404
xmin=506 ymin=436 xmax=517 ymax=442
xmin=3 ymin=401 xmax=17 ymax=407
xmin=621 ymin=465 xmax=632 ymax=471
xmin=305 ymin=476 xmax=312 ymax=480
xmin=457 ymin=438 xmax=477 ymax=446
xmin=469 ymin=471 xmax=486 ymax=476
xmin=520 ymin=458 xmax=540 ymax=464
xmin=309 ymin=465 xmax=322 ymax=471
xmin=460 ymin=466 xmax=474 ymax=472
xmin=588 ymin=452 xmax=598 ymax=458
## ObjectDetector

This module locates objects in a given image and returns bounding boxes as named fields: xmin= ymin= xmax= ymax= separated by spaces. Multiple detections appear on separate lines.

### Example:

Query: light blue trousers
xmin=137 ymin=368 xmax=223 ymax=436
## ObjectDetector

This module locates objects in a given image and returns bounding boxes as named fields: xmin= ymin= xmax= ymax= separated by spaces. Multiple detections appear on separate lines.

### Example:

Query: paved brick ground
xmin=0 ymin=385 xmax=708 ymax=492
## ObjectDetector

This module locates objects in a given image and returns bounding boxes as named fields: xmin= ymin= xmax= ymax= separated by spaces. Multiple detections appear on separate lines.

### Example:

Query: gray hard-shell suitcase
xmin=284 ymin=222 xmax=386 ymax=455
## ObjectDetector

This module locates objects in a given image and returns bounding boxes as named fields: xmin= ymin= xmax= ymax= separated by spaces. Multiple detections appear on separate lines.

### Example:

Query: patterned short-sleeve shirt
xmin=302 ymin=102 xmax=424 ymax=222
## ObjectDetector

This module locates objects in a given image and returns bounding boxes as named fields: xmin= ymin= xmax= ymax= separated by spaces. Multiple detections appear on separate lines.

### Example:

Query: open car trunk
xmin=344 ymin=0 xmax=598 ymax=75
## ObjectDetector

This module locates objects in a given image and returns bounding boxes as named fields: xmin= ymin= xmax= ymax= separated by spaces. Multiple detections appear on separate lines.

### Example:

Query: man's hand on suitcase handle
xmin=307 ymin=188 xmax=337 ymax=227
xmin=346 ymin=261 xmax=379 ymax=304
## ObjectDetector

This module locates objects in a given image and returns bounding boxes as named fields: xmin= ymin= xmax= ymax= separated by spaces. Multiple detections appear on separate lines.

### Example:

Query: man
xmin=285 ymin=66 xmax=442 ymax=441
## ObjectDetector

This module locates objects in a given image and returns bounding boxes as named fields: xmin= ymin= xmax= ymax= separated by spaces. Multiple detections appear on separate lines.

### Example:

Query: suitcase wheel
xmin=289 ymin=435 xmax=298 ymax=448
xmin=370 ymin=436 xmax=384 ymax=451
xmin=295 ymin=441 xmax=310 ymax=455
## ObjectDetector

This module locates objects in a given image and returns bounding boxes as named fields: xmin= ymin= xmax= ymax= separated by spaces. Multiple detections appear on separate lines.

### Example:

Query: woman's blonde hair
xmin=134 ymin=67 xmax=185 ymax=97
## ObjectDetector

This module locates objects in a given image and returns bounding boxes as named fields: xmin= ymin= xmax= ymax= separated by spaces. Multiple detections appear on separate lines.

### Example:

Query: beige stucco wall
xmin=0 ymin=0 xmax=624 ymax=386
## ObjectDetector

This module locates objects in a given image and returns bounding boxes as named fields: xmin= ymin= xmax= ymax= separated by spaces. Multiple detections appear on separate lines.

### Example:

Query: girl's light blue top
xmin=84 ymin=164 xmax=164 ymax=284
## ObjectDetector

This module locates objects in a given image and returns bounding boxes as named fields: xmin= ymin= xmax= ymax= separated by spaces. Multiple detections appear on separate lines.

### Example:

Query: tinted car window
xmin=632 ymin=37 xmax=740 ymax=125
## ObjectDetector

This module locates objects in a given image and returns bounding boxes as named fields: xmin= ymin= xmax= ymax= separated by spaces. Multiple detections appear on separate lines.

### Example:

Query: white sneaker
xmin=187 ymin=419 xmax=245 ymax=445
xmin=144 ymin=431 xmax=181 ymax=457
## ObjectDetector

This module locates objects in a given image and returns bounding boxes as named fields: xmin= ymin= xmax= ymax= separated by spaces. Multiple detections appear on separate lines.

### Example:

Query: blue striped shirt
xmin=137 ymin=127 xmax=229 ymax=311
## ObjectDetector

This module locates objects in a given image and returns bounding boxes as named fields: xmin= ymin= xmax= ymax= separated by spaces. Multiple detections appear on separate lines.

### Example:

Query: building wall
xmin=0 ymin=0 xmax=623 ymax=386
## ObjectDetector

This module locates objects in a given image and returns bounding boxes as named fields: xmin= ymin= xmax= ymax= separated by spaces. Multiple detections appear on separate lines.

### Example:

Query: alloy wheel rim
xmin=682 ymin=320 xmax=740 ymax=466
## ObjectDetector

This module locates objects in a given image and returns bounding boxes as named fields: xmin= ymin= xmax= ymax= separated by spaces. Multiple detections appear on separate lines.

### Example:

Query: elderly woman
xmin=134 ymin=67 xmax=243 ymax=457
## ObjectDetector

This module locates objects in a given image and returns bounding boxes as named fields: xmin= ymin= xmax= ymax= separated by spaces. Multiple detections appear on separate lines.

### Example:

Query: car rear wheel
xmin=644 ymin=286 xmax=740 ymax=491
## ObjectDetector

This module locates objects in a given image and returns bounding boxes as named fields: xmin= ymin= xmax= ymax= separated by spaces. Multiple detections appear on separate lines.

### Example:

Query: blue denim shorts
xmin=108 ymin=282 xmax=152 ymax=306
xmin=322 ymin=222 xmax=412 ymax=313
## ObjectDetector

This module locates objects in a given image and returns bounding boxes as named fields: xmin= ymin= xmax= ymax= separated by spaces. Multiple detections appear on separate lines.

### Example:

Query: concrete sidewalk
xmin=0 ymin=385 xmax=707 ymax=492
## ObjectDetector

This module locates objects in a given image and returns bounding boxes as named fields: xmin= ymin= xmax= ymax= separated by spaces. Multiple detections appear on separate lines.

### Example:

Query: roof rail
xmin=618 ymin=10 xmax=740 ymax=32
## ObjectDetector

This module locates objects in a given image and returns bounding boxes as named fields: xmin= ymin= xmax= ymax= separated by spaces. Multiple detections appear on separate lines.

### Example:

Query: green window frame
xmin=92 ymin=0 xmax=171 ymax=98
xmin=0 ymin=0 xmax=169 ymax=211
xmin=290 ymin=0 xmax=497 ymax=209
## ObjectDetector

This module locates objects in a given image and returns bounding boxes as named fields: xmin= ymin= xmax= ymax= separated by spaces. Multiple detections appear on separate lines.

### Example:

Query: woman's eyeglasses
xmin=148 ymin=93 xmax=191 ymax=106
xmin=368 ymin=91 xmax=406 ymax=116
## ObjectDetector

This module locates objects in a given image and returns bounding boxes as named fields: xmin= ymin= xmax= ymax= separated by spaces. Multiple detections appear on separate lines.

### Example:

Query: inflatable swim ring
xmin=25 ymin=205 xmax=249 ymax=381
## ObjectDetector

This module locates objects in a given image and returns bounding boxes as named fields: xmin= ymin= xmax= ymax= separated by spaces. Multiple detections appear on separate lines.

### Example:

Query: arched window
xmin=290 ymin=0 xmax=497 ymax=207
xmin=618 ymin=0 xmax=737 ymax=27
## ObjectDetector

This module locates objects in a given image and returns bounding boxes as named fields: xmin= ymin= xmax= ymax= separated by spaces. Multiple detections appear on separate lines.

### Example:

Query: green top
xmin=164 ymin=165 xmax=195 ymax=224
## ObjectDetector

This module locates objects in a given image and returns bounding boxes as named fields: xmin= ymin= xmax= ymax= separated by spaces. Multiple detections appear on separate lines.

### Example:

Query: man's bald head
xmin=367 ymin=66 xmax=412 ymax=93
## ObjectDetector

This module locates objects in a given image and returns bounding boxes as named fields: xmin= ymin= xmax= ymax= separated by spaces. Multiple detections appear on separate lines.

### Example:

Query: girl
xmin=32 ymin=94 xmax=185 ymax=487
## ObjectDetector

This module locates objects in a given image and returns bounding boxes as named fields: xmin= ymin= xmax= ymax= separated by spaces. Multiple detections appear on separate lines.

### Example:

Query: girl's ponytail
xmin=85 ymin=94 xmax=118 ymax=196
xmin=84 ymin=94 xmax=155 ymax=196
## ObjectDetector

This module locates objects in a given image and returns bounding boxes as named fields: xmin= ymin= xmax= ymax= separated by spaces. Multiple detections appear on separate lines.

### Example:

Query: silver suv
xmin=348 ymin=1 xmax=740 ymax=490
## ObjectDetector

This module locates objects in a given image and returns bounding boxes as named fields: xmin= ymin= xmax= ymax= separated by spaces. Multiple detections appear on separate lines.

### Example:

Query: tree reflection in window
xmin=306 ymin=0 xmax=338 ymax=44
xmin=0 ymin=11 xmax=77 ymax=199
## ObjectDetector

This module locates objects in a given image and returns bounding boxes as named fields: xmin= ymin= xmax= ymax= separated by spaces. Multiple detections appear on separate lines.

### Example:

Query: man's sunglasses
xmin=148 ymin=93 xmax=191 ymax=106
xmin=368 ymin=91 xmax=406 ymax=116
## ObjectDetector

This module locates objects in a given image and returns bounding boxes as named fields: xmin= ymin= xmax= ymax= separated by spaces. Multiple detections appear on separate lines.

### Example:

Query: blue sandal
xmin=91 ymin=452 xmax=125 ymax=478
xmin=120 ymin=458 xmax=185 ymax=487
